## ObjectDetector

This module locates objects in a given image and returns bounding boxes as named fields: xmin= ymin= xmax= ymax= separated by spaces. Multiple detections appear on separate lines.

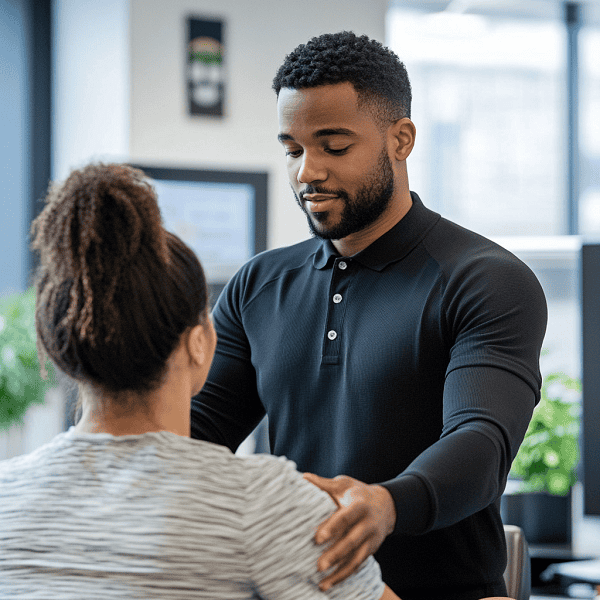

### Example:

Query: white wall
xmin=52 ymin=0 xmax=130 ymax=180
xmin=129 ymin=0 xmax=388 ymax=249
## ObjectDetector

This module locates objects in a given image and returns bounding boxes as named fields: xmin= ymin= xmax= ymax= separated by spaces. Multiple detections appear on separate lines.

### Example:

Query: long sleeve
xmin=191 ymin=270 xmax=265 ymax=450
xmin=380 ymin=239 xmax=547 ymax=536
xmin=382 ymin=365 xmax=536 ymax=535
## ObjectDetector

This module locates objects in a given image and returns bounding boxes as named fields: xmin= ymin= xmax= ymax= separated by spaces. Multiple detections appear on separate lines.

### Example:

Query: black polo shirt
xmin=191 ymin=192 xmax=547 ymax=598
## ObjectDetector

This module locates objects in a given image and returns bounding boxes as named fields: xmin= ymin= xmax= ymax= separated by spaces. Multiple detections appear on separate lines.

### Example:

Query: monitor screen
xmin=152 ymin=178 xmax=254 ymax=283
xmin=130 ymin=164 xmax=268 ymax=300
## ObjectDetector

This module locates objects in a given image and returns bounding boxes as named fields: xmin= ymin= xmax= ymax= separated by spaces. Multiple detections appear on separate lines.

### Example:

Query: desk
xmin=530 ymin=544 xmax=595 ymax=596
xmin=541 ymin=559 xmax=600 ymax=586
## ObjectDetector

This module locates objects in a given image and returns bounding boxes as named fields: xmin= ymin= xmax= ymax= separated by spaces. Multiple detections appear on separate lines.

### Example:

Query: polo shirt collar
xmin=312 ymin=192 xmax=440 ymax=271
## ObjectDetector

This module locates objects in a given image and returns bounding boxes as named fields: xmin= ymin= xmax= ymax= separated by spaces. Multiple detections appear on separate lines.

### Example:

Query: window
xmin=388 ymin=2 xmax=600 ymax=518
xmin=387 ymin=8 xmax=565 ymax=236
xmin=580 ymin=27 xmax=600 ymax=235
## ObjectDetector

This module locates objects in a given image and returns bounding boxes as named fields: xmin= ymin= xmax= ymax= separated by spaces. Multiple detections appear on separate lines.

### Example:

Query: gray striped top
xmin=0 ymin=429 xmax=385 ymax=599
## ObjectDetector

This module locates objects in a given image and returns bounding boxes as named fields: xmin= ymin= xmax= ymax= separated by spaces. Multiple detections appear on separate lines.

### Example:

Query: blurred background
xmin=1 ymin=1 xmax=600 ymax=596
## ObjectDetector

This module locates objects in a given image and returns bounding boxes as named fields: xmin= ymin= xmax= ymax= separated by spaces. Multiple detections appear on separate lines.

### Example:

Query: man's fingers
xmin=339 ymin=488 xmax=355 ymax=507
xmin=317 ymin=519 xmax=368 ymax=571
xmin=318 ymin=544 xmax=371 ymax=591
xmin=303 ymin=472 xmax=349 ymax=495
xmin=302 ymin=472 xmax=326 ymax=484
xmin=303 ymin=474 xmax=395 ymax=590
xmin=314 ymin=503 xmax=365 ymax=544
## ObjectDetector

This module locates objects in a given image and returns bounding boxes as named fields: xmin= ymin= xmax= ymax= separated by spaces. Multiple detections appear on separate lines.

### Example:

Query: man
xmin=191 ymin=31 xmax=547 ymax=600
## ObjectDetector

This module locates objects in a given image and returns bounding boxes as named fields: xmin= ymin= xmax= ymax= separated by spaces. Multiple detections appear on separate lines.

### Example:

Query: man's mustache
xmin=299 ymin=186 xmax=347 ymax=201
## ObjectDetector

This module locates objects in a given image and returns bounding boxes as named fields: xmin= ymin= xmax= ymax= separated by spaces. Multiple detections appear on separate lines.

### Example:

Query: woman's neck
xmin=73 ymin=384 xmax=191 ymax=437
xmin=71 ymin=328 xmax=206 ymax=438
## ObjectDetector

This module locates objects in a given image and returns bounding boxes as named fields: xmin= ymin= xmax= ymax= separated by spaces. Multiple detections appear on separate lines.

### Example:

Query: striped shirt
xmin=0 ymin=428 xmax=384 ymax=599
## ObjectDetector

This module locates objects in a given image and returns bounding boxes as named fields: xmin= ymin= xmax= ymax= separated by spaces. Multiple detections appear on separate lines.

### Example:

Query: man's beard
xmin=294 ymin=147 xmax=395 ymax=241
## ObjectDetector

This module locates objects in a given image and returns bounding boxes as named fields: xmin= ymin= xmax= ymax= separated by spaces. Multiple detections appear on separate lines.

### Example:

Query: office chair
xmin=503 ymin=524 xmax=531 ymax=600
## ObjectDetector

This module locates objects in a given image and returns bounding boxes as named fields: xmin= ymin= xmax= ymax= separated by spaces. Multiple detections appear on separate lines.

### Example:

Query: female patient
xmin=0 ymin=164 xmax=399 ymax=599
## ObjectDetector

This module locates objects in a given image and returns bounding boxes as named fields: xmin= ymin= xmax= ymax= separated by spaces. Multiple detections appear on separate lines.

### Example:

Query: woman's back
xmin=0 ymin=164 xmax=391 ymax=600
xmin=0 ymin=428 xmax=384 ymax=599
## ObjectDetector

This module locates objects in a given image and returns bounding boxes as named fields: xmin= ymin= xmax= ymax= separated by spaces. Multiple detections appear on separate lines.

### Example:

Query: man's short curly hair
xmin=272 ymin=31 xmax=411 ymax=125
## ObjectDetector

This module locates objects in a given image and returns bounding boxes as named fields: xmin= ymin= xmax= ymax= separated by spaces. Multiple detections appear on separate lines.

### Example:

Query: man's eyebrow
xmin=314 ymin=128 xmax=357 ymax=138
xmin=277 ymin=128 xmax=357 ymax=143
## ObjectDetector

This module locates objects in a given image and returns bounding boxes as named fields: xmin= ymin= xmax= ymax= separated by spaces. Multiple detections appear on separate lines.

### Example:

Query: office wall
xmin=129 ymin=0 xmax=388 ymax=249
xmin=52 ymin=0 xmax=130 ymax=182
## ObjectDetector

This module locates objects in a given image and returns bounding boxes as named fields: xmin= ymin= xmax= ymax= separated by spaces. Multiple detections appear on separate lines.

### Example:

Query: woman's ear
xmin=388 ymin=117 xmax=416 ymax=162
xmin=186 ymin=324 xmax=209 ymax=367
xmin=186 ymin=320 xmax=217 ymax=396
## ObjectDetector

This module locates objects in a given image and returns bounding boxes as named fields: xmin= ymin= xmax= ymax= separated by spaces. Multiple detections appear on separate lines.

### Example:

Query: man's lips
xmin=302 ymin=193 xmax=338 ymax=212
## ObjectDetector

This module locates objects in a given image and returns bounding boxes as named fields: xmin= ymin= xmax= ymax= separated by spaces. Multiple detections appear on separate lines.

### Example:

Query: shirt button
xmin=327 ymin=330 xmax=337 ymax=340
xmin=338 ymin=261 xmax=348 ymax=270
xmin=333 ymin=294 xmax=342 ymax=304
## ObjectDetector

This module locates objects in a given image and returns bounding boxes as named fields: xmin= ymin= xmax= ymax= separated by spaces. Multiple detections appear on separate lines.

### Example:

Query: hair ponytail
xmin=31 ymin=164 xmax=208 ymax=395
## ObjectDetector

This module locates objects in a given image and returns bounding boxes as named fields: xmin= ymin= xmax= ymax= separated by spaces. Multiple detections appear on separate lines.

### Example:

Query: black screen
xmin=582 ymin=243 xmax=600 ymax=515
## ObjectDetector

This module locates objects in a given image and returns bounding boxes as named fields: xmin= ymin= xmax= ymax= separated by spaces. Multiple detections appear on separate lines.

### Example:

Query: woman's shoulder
xmin=0 ymin=430 xmax=72 ymax=476
xmin=235 ymin=453 xmax=336 ymax=527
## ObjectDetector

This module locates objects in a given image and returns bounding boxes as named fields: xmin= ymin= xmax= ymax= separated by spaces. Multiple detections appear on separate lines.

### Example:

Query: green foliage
xmin=0 ymin=287 xmax=55 ymax=430
xmin=510 ymin=370 xmax=581 ymax=496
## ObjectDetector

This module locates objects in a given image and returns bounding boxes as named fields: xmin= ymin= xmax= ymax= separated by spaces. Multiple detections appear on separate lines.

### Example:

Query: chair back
xmin=503 ymin=524 xmax=531 ymax=600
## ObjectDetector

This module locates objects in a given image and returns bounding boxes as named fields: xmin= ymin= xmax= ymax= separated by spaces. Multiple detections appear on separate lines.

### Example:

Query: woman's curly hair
xmin=31 ymin=163 xmax=208 ymax=397
xmin=272 ymin=31 xmax=412 ymax=124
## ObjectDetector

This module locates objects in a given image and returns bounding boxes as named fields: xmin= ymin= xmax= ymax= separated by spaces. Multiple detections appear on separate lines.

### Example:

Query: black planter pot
xmin=501 ymin=491 xmax=572 ymax=545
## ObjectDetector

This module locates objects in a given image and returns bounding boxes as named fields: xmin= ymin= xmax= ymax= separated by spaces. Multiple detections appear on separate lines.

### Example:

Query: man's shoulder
xmin=424 ymin=216 xmax=546 ymax=309
xmin=425 ymin=215 xmax=530 ymax=274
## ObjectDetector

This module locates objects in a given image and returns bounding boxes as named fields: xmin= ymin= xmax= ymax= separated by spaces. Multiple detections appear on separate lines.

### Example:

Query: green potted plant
xmin=502 ymin=369 xmax=581 ymax=545
xmin=0 ymin=286 xmax=55 ymax=432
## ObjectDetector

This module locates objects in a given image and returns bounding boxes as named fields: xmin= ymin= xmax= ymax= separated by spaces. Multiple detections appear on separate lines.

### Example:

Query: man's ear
xmin=388 ymin=117 xmax=416 ymax=162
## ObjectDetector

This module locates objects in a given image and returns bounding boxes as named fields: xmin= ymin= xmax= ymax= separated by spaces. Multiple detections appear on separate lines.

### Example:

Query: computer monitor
xmin=130 ymin=164 xmax=268 ymax=304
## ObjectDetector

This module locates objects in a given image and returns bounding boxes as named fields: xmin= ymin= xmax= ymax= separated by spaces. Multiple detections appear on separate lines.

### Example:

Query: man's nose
xmin=297 ymin=153 xmax=326 ymax=184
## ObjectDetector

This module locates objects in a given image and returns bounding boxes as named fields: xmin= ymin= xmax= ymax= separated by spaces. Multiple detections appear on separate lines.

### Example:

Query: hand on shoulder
xmin=303 ymin=472 xmax=396 ymax=592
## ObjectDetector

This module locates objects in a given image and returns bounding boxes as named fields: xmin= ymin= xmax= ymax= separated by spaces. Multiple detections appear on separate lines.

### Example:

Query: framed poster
xmin=187 ymin=17 xmax=225 ymax=117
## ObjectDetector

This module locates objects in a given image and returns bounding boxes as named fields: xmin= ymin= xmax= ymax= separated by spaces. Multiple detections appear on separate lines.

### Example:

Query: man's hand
xmin=303 ymin=473 xmax=396 ymax=591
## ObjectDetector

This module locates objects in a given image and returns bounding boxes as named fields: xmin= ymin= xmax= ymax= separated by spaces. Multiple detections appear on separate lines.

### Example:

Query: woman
xmin=0 ymin=164 xmax=399 ymax=599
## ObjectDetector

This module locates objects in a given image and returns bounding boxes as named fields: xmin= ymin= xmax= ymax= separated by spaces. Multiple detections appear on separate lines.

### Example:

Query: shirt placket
xmin=321 ymin=257 xmax=352 ymax=366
